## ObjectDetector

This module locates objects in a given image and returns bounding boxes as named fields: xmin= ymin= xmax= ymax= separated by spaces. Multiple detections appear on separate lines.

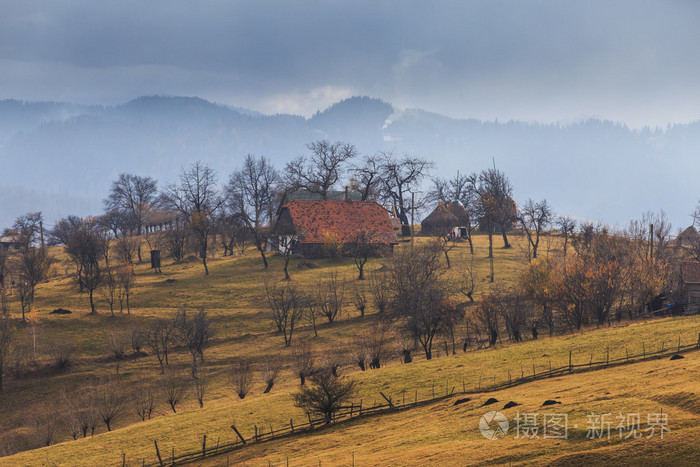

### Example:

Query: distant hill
xmin=1 ymin=95 xmax=699 ymax=230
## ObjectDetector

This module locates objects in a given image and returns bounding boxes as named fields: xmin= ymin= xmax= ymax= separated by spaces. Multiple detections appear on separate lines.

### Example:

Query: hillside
xmin=0 ymin=235 xmax=698 ymax=465
xmin=2 ymin=96 xmax=700 ymax=229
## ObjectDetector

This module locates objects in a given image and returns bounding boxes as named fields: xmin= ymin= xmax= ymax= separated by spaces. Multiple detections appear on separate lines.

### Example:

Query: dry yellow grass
xmin=0 ymin=233 xmax=698 ymax=465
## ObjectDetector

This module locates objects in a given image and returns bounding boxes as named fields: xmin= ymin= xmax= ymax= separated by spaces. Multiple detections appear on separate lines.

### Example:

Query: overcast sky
xmin=2 ymin=0 xmax=700 ymax=127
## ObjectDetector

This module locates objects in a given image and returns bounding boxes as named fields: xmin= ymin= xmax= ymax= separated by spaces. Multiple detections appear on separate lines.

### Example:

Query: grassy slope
xmin=1 ymin=234 xmax=698 ymax=465
xmin=194 ymin=351 xmax=700 ymax=467
xmin=2 ymin=315 xmax=699 ymax=466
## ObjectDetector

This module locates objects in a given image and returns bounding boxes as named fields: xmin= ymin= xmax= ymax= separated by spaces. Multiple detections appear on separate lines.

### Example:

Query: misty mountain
xmin=1 ymin=95 xmax=698 ymax=231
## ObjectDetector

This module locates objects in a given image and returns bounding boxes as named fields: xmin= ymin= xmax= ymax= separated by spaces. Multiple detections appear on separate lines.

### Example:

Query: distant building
xmin=680 ymin=261 xmax=700 ymax=314
xmin=0 ymin=235 xmax=21 ymax=251
xmin=273 ymin=199 xmax=398 ymax=258
xmin=421 ymin=200 xmax=470 ymax=237
xmin=676 ymin=226 xmax=700 ymax=247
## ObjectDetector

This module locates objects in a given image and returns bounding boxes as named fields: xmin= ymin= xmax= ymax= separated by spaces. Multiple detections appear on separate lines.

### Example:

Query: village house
xmin=272 ymin=199 xmax=398 ymax=258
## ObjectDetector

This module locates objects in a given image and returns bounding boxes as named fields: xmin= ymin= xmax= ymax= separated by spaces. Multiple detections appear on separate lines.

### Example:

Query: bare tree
xmin=265 ymin=281 xmax=305 ymax=346
xmin=387 ymin=243 xmax=457 ymax=359
xmin=48 ymin=339 xmax=74 ymax=371
xmin=104 ymin=173 xmax=158 ymax=263
xmin=474 ymin=292 xmax=501 ymax=346
xmin=163 ymin=217 xmax=190 ymax=262
xmin=556 ymin=216 xmax=577 ymax=257
xmin=396 ymin=334 xmax=414 ymax=363
xmin=518 ymin=199 xmax=553 ymax=260
xmin=345 ymin=228 xmax=379 ymax=280
xmin=193 ymin=365 xmax=207 ymax=408
xmin=226 ymin=154 xmax=279 ymax=269
xmin=116 ymin=263 xmax=134 ymax=314
xmin=291 ymin=341 xmax=315 ymax=385
xmin=352 ymin=283 xmax=367 ymax=316
xmin=161 ymin=372 xmax=186 ymax=412
xmin=11 ymin=212 xmax=52 ymax=320
xmin=164 ymin=161 xmax=222 ymax=275
xmin=360 ymin=325 xmax=388 ymax=369
xmin=130 ymin=325 xmax=145 ymax=357
xmin=95 ymin=380 xmax=124 ymax=431
xmin=174 ymin=307 xmax=213 ymax=370
xmin=293 ymin=368 xmax=355 ymax=424
xmin=0 ymin=317 xmax=13 ymax=392
xmin=367 ymin=271 xmax=390 ymax=313
xmin=286 ymin=140 xmax=357 ymax=199
xmin=520 ymin=257 xmax=557 ymax=336
xmin=147 ymin=319 xmax=174 ymax=374
xmin=230 ymin=358 xmax=253 ymax=399
xmin=350 ymin=155 xmax=382 ymax=201
xmin=380 ymin=154 xmax=433 ymax=235
xmin=317 ymin=272 xmax=345 ymax=323
xmin=107 ymin=332 xmax=128 ymax=375
xmin=134 ymin=383 xmax=155 ymax=421
xmin=63 ymin=217 xmax=106 ymax=313
xmin=261 ymin=361 xmax=280 ymax=394
xmin=33 ymin=412 xmax=57 ymax=447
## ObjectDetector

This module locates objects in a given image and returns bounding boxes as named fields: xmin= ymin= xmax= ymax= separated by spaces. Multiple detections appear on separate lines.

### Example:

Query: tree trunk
xmin=259 ymin=249 xmax=268 ymax=269
xmin=202 ymin=256 xmax=209 ymax=276
xmin=89 ymin=290 xmax=96 ymax=314
xmin=500 ymin=227 xmax=511 ymax=248
xmin=444 ymin=251 xmax=451 ymax=268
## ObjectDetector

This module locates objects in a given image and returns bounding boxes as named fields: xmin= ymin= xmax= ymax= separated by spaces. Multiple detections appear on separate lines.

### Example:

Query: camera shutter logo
xmin=479 ymin=411 xmax=509 ymax=439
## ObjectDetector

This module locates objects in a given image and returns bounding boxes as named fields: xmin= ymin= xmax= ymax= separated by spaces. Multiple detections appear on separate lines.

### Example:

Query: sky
xmin=2 ymin=1 xmax=700 ymax=127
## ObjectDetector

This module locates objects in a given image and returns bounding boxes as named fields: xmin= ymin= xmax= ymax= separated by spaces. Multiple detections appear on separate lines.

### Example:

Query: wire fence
xmin=126 ymin=332 xmax=700 ymax=466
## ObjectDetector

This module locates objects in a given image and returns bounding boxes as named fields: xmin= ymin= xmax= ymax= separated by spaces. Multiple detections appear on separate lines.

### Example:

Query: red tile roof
xmin=278 ymin=200 xmax=398 ymax=245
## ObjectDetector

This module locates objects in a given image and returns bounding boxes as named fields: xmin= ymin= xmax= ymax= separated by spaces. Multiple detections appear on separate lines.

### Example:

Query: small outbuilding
xmin=676 ymin=226 xmax=700 ymax=247
xmin=421 ymin=201 xmax=470 ymax=237
xmin=680 ymin=261 xmax=700 ymax=314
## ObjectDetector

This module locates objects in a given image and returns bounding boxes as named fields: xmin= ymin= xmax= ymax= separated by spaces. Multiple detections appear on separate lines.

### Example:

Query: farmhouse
xmin=272 ymin=199 xmax=398 ymax=258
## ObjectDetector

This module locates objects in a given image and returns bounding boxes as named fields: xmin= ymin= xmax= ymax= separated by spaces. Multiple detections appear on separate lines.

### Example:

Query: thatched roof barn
xmin=421 ymin=201 xmax=459 ymax=235
xmin=677 ymin=226 xmax=700 ymax=246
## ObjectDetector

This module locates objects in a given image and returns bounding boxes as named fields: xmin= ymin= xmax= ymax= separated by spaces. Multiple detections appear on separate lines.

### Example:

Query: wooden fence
xmin=126 ymin=333 xmax=700 ymax=466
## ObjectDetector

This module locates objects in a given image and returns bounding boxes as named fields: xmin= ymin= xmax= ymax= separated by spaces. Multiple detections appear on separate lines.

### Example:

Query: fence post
xmin=697 ymin=332 xmax=700 ymax=347
xmin=508 ymin=369 xmax=511 ymax=384
xmin=589 ymin=353 xmax=593 ymax=367
xmin=202 ymin=434 xmax=207 ymax=458
xmin=626 ymin=348 xmax=629 ymax=362
xmin=290 ymin=418 xmax=294 ymax=433
xmin=532 ymin=364 xmax=536 ymax=378
xmin=462 ymin=380 xmax=466 ymax=393
xmin=154 ymin=440 xmax=164 ymax=467
xmin=569 ymin=350 xmax=572 ymax=372
xmin=231 ymin=424 xmax=246 ymax=444
xmin=445 ymin=380 xmax=448 ymax=396
xmin=549 ymin=360 xmax=552 ymax=375
xmin=678 ymin=335 xmax=681 ymax=352
xmin=643 ymin=342 xmax=646 ymax=358
xmin=122 ymin=453 xmax=126 ymax=467
xmin=171 ymin=447 xmax=174 ymax=466
xmin=432 ymin=381 xmax=435 ymax=398
xmin=606 ymin=347 xmax=609 ymax=366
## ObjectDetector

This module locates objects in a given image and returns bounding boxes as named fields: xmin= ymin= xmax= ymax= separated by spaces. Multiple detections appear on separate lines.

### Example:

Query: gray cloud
xmin=2 ymin=0 xmax=700 ymax=125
